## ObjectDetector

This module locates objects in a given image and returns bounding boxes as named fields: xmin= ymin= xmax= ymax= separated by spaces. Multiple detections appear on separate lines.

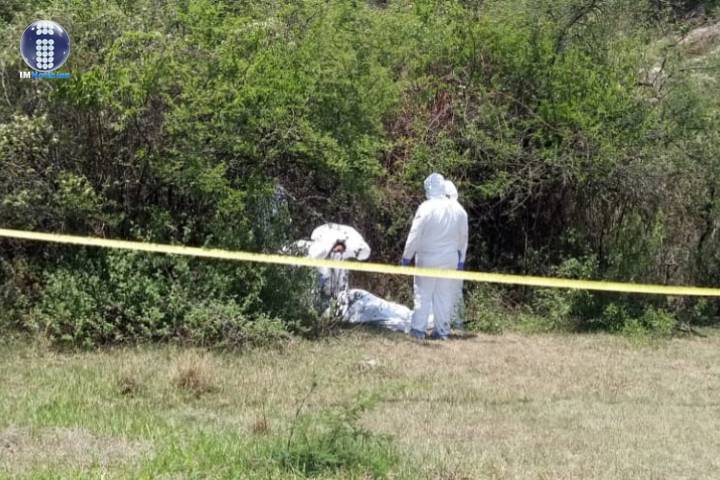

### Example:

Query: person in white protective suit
xmin=292 ymin=223 xmax=430 ymax=332
xmin=401 ymin=173 xmax=468 ymax=340
xmin=444 ymin=180 xmax=467 ymax=332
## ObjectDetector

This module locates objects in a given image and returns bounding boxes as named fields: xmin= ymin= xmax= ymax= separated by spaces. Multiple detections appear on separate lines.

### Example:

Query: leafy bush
xmin=3 ymin=0 xmax=720 ymax=342
xmin=601 ymin=302 xmax=635 ymax=332
xmin=31 ymin=268 xmax=105 ymax=348
xmin=0 ymin=258 xmax=35 ymax=331
xmin=29 ymin=251 xmax=305 ymax=348
xmin=184 ymin=301 xmax=289 ymax=348
xmin=464 ymin=286 xmax=510 ymax=334
xmin=530 ymin=256 xmax=599 ymax=331
xmin=601 ymin=302 xmax=677 ymax=340
xmin=688 ymin=299 xmax=720 ymax=326
xmin=640 ymin=306 xmax=677 ymax=338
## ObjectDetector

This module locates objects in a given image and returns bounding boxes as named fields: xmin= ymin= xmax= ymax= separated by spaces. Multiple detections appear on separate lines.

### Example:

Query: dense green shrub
xmin=2 ymin=0 xmax=720 ymax=343
xmin=530 ymin=257 xmax=599 ymax=331
xmin=464 ymin=286 xmax=510 ymax=334
xmin=0 ymin=258 xmax=34 ymax=331
xmin=613 ymin=305 xmax=677 ymax=340
xmin=183 ymin=301 xmax=290 ymax=348
xmin=30 ymin=251 xmax=310 ymax=348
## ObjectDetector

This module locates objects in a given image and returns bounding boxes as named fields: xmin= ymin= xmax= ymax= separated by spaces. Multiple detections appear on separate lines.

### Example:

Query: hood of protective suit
xmin=445 ymin=180 xmax=458 ymax=200
xmin=308 ymin=223 xmax=371 ymax=261
xmin=403 ymin=178 xmax=469 ymax=264
xmin=424 ymin=173 xmax=446 ymax=200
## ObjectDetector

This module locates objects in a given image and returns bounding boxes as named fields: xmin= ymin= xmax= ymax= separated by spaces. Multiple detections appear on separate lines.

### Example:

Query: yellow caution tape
xmin=1 ymin=227 xmax=719 ymax=296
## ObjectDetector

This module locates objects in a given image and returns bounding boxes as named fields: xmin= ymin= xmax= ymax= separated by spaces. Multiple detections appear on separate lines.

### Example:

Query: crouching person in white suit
xmin=304 ymin=223 xmax=370 ymax=314
xmin=291 ymin=223 xmax=427 ymax=332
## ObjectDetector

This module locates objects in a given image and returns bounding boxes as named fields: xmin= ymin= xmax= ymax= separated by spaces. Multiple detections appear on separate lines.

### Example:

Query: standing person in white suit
xmin=401 ymin=173 xmax=469 ymax=340
xmin=444 ymin=179 xmax=468 ymax=332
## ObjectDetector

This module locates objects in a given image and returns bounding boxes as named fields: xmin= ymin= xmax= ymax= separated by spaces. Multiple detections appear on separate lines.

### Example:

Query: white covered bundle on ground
xmin=338 ymin=289 xmax=412 ymax=333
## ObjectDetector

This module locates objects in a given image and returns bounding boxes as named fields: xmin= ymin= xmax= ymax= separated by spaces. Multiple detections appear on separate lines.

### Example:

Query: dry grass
xmin=250 ymin=417 xmax=271 ymax=435
xmin=117 ymin=365 xmax=145 ymax=397
xmin=225 ymin=331 xmax=720 ymax=479
xmin=170 ymin=349 xmax=219 ymax=397
xmin=2 ymin=331 xmax=720 ymax=478
xmin=0 ymin=426 xmax=150 ymax=476
xmin=358 ymin=333 xmax=720 ymax=479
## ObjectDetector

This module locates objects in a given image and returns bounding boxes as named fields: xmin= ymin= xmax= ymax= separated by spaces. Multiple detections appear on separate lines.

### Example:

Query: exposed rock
xmin=679 ymin=21 xmax=720 ymax=56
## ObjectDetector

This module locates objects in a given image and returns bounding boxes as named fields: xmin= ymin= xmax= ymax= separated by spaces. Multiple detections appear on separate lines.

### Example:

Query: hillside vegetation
xmin=3 ymin=0 xmax=720 ymax=345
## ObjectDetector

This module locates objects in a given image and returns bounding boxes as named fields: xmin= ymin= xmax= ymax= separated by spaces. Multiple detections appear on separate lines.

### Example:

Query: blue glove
xmin=457 ymin=261 xmax=464 ymax=271
xmin=401 ymin=258 xmax=411 ymax=266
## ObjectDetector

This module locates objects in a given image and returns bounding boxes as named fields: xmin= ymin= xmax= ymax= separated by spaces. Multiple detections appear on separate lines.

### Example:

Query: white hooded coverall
xmin=402 ymin=173 xmax=468 ymax=338
xmin=444 ymin=180 xmax=467 ymax=330
xmin=306 ymin=223 xmax=371 ymax=308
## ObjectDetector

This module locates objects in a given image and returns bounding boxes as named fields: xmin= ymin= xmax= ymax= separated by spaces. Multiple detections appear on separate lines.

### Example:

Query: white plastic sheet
xmin=338 ymin=289 xmax=433 ymax=333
